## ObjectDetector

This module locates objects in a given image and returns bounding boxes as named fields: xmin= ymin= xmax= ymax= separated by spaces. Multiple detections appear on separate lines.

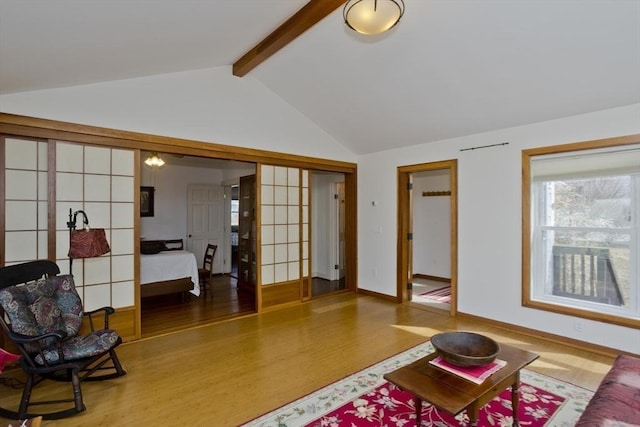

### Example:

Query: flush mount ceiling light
xmin=144 ymin=152 xmax=165 ymax=167
xmin=344 ymin=0 xmax=405 ymax=35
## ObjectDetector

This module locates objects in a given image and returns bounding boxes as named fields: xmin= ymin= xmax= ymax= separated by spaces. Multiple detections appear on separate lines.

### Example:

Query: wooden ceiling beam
xmin=232 ymin=0 xmax=346 ymax=77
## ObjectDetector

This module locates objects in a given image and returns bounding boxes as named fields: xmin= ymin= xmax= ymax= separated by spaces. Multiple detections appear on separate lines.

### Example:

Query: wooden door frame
xmin=397 ymin=160 xmax=458 ymax=316
xmin=331 ymin=181 xmax=346 ymax=282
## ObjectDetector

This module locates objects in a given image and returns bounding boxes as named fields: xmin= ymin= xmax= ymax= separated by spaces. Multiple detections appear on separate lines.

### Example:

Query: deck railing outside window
xmin=552 ymin=245 xmax=623 ymax=306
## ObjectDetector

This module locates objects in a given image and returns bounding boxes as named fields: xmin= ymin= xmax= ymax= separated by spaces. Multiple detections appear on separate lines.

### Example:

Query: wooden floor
xmin=141 ymin=275 xmax=346 ymax=337
xmin=141 ymin=274 xmax=255 ymax=338
xmin=0 ymin=293 xmax=617 ymax=426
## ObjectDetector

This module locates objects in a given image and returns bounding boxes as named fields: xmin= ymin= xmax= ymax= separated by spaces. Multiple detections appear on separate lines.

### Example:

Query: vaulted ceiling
xmin=1 ymin=0 xmax=638 ymax=155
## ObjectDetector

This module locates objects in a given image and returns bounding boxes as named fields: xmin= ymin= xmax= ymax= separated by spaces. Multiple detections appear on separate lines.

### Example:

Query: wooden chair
xmin=198 ymin=244 xmax=217 ymax=295
xmin=0 ymin=260 xmax=126 ymax=420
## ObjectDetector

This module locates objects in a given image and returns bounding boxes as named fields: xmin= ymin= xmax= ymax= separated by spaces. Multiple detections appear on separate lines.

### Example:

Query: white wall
xmin=0 ymin=66 xmax=356 ymax=163
xmin=413 ymin=171 xmax=450 ymax=278
xmin=358 ymin=103 xmax=640 ymax=354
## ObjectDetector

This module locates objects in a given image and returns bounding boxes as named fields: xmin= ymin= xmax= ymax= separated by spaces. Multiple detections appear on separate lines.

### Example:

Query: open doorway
xmin=312 ymin=171 xmax=347 ymax=296
xmin=140 ymin=154 xmax=256 ymax=337
xmin=139 ymin=153 xmax=357 ymax=336
xmin=397 ymin=160 xmax=457 ymax=316
xmin=410 ymin=169 xmax=452 ymax=311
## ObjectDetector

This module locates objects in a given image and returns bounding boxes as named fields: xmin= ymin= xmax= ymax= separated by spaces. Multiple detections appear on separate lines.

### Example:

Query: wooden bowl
xmin=431 ymin=332 xmax=500 ymax=367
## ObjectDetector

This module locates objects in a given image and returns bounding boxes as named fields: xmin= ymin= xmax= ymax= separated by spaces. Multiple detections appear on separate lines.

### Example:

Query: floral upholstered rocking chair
xmin=0 ymin=260 xmax=126 ymax=420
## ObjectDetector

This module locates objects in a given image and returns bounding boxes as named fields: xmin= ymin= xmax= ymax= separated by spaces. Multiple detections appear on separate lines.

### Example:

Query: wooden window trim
xmin=522 ymin=133 xmax=640 ymax=329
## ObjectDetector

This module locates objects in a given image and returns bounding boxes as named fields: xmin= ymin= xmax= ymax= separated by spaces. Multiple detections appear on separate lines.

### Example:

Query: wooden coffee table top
xmin=383 ymin=342 xmax=539 ymax=416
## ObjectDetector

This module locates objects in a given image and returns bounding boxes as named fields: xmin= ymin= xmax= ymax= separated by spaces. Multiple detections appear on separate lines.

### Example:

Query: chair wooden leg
xmin=18 ymin=373 xmax=35 ymax=419
xmin=10 ymin=369 xmax=88 ymax=420
xmin=82 ymin=349 xmax=127 ymax=381
xmin=110 ymin=349 xmax=127 ymax=377
xmin=70 ymin=369 xmax=84 ymax=413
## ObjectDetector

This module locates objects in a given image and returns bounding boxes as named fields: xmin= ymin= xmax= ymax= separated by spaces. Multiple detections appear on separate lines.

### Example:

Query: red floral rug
xmin=243 ymin=341 xmax=593 ymax=427
xmin=305 ymin=381 xmax=562 ymax=426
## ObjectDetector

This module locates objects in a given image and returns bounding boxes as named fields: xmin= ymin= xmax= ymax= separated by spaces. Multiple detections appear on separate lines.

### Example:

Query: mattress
xmin=140 ymin=250 xmax=200 ymax=296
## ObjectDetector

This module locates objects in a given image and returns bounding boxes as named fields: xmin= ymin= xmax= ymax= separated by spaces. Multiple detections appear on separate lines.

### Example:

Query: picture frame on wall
xmin=140 ymin=186 xmax=155 ymax=217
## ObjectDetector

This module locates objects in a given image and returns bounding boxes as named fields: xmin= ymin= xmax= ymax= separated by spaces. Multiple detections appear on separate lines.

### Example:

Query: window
xmin=231 ymin=200 xmax=239 ymax=227
xmin=231 ymin=185 xmax=239 ymax=248
xmin=523 ymin=136 xmax=640 ymax=328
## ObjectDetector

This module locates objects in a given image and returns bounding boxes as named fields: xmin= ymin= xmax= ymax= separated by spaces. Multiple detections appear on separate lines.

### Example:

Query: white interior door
xmin=187 ymin=184 xmax=224 ymax=273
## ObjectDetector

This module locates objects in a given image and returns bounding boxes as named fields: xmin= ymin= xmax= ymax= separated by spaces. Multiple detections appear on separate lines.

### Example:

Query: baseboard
xmin=457 ymin=311 xmax=631 ymax=359
xmin=357 ymin=287 xmax=399 ymax=303
xmin=413 ymin=274 xmax=451 ymax=283
xmin=312 ymin=272 xmax=331 ymax=281
xmin=360 ymin=288 xmax=628 ymax=358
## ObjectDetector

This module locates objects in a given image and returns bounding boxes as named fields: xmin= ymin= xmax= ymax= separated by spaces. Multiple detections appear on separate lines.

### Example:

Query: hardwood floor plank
xmin=0 ymin=293 xmax=615 ymax=426
xmin=141 ymin=274 xmax=255 ymax=337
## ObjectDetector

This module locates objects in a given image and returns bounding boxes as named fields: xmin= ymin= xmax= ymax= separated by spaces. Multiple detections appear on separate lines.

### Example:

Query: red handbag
xmin=68 ymin=228 xmax=111 ymax=258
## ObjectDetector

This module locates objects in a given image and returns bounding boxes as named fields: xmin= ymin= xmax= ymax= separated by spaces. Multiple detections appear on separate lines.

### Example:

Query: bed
xmin=140 ymin=239 xmax=200 ymax=298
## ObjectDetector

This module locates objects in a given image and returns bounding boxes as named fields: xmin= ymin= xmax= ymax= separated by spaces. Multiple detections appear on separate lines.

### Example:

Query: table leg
xmin=465 ymin=400 xmax=481 ymax=427
xmin=415 ymin=395 xmax=422 ymax=425
xmin=469 ymin=410 xmax=479 ymax=426
xmin=511 ymin=371 xmax=521 ymax=427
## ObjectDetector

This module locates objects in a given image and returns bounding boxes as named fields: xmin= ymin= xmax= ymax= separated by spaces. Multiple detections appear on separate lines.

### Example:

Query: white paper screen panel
xmin=260 ymin=165 xmax=309 ymax=285
xmin=55 ymin=142 xmax=135 ymax=311
xmin=4 ymin=138 xmax=48 ymax=263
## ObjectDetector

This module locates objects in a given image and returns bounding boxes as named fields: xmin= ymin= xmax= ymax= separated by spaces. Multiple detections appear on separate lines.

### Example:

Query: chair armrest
xmin=6 ymin=329 xmax=67 ymax=345
xmin=6 ymin=329 xmax=68 ymax=366
xmin=83 ymin=306 xmax=115 ymax=316
xmin=83 ymin=306 xmax=116 ymax=330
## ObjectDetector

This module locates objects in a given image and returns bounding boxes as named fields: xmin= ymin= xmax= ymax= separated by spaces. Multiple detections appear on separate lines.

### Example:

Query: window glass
xmin=525 ymin=143 xmax=639 ymax=326
xmin=231 ymin=199 xmax=239 ymax=227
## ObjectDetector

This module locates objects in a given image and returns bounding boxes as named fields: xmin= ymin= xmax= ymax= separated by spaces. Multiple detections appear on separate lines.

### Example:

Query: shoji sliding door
xmin=3 ymin=137 xmax=138 ymax=339
xmin=3 ymin=137 xmax=49 ymax=264
xmin=260 ymin=165 xmax=311 ymax=308
xmin=54 ymin=142 xmax=136 ymax=312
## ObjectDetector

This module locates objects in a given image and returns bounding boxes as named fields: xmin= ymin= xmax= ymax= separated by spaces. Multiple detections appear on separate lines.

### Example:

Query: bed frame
xmin=141 ymin=277 xmax=193 ymax=299
xmin=140 ymin=239 xmax=194 ymax=299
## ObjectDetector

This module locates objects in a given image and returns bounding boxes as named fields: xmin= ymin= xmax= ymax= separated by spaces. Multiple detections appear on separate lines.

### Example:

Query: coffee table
xmin=383 ymin=342 xmax=538 ymax=426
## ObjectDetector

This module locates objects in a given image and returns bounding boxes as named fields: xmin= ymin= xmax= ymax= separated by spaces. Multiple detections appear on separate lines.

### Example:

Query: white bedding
xmin=140 ymin=250 xmax=200 ymax=296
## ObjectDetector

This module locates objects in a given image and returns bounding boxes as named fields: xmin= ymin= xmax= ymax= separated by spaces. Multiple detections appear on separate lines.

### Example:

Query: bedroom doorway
xmin=138 ymin=154 xmax=355 ymax=337
xmin=140 ymin=157 xmax=256 ymax=338
xmin=397 ymin=160 xmax=458 ymax=316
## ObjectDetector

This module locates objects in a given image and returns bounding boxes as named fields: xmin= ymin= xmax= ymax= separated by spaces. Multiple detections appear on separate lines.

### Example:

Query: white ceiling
xmin=1 ymin=0 xmax=639 ymax=155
